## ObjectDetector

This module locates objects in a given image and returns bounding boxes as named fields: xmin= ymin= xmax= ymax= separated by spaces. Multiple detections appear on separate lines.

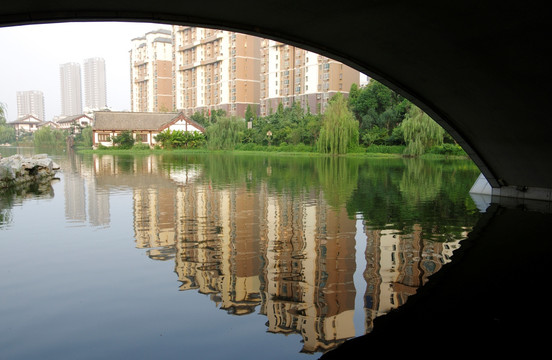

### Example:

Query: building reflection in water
xmin=61 ymin=151 xmax=110 ymax=227
xmin=85 ymin=154 xmax=465 ymax=354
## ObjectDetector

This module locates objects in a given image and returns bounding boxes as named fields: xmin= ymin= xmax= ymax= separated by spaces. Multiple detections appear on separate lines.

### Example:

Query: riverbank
xmin=77 ymin=149 xmax=470 ymax=160
xmin=77 ymin=146 xmax=470 ymax=160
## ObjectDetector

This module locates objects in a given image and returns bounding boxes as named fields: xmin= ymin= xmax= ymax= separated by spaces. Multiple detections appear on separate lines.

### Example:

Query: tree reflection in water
xmin=85 ymin=152 xmax=480 ymax=354
xmin=0 ymin=149 xmax=480 ymax=356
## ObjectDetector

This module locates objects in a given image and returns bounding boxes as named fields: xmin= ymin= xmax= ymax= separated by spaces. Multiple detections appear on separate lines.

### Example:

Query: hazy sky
xmin=0 ymin=21 xmax=171 ymax=122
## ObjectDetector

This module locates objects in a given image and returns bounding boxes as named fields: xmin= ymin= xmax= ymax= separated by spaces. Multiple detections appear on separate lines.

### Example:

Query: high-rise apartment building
xmin=132 ymin=27 xmax=360 ymax=118
xmin=83 ymin=57 xmax=107 ymax=111
xmin=172 ymin=26 xmax=260 ymax=118
xmin=130 ymin=29 xmax=173 ymax=112
xmin=59 ymin=62 xmax=83 ymax=116
xmin=259 ymin=40 xmax=360 ymax=116
xmin=16 ymin=90 xmax=45 ymax=120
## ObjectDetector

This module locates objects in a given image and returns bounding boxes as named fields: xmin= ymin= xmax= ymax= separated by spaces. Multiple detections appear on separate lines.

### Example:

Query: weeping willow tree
xmin=0 ymin=102 xmax=7 ymax=125
xmin=317 ymin=93 xmax=359 ymax=154
xmin=0 ymin=102 xmax=15 ymax=144
xmin=402 ymin=106 xmax=444 ymax=156
xmin=206 ymin=116 xmax=245 ymax=150
xmin=33 ymin=126 xmax=67 ymax=148
xmin=0 ymin=126 xmax=15 ymax=144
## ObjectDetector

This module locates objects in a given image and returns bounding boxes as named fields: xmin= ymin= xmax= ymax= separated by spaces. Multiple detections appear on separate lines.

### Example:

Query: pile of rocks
xmin=0 ymin=154 xmax=60 ymax=189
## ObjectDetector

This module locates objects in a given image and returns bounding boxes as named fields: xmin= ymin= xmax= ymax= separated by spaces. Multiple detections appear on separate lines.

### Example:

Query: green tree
xmin=402 ymin=105 xmax=444 ymax=156
xmin=317 ymin=93 xmax=359 ymax=154
xmin=0 ymin=126 xmax=15 ymax=144
xmin=155 ymin=130 xmax=205 ymax=149
xmin=304 ymin=112 xmax=322 ymax=145
xmin=255 ymin=101 xmax=320 ymax=147
xmin=349 ymin=80 xmax=396 ymax=120
xmin=190 ymin=111 xmax=210 ymax=128
xmin=111 ymin=130 xmax=135 ymax=149
xmin=0 ymin=102 xmax=7 ymax=126
xmin=348 ymin=80 xmax=410 ymax=146
xmin=241 ymin=105 xmax=258 ymax=145
xmin=386 ymin=125 xmax=405 ymax=145
xmin=210 ymin=109 xmax=226 ymax=124
xmin=75 ymin=126 xmax=93 ymax=148
xmin=348 ymin=83 xmax=360 ymax=110
xmin=33 ymin=126 xmax=67 ymax=148
xmin=362 ymin=125 xmax=388 ymax=146
xmin=0 ymin=102 xmax=15 ymax=144
xmin=245 ymin=104 xmax=257 ymax=123
xmin=206 ymin=116 xmax=245 ymax=150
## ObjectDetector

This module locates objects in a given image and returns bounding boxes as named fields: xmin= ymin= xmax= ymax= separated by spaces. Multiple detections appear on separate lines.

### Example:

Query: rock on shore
xmin=0 ymin=154 xmax=60 ymax=189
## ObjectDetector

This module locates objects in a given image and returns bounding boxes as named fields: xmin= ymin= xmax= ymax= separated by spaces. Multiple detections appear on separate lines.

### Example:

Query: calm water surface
xmin=0 ymin=147 xmax=481 ymax=359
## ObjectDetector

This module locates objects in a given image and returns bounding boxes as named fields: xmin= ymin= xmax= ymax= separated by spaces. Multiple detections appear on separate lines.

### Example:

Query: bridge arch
xmin=2 ymin=1 xmax=551 ymax=200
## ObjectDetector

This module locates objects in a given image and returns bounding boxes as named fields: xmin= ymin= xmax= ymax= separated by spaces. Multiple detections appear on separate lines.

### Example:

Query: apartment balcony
xmin=177 ymin=39 xmax=201 ymax=51
xmin=178 ymin=43 xmax=197 ymax=52
xmin=134 ymin=76 xmax=148 ymax=83
xmin=202 ymin=32 xmax=224 ymax=43
xmin=179 ymin=63 xmax=197 ymax=71
xmin=200 ymin=56 xmax=223 ymax=66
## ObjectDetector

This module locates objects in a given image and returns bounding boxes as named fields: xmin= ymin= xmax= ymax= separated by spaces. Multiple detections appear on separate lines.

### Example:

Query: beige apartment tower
xmin=130 ymin=29 xmax=174 ymax=112
xmin=260 ymin=40 xmax=360 ymax=116
xmin=133 ymin=27 xmax=360 ymax=118
xmin=172 ymin=26 xmax=261 ymax=118
xmin=16 ymin=90 xmax=45 ymax=121
xmin=60 ymin=62 xmax=83 ymax=116
xmin=83 ymin=57 xmax=107 ymax=111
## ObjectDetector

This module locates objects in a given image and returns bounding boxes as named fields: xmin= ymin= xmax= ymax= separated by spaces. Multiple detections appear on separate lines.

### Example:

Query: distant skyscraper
xmin=59 ymin=62 xmax=83 ymax=116
xmin=83 ymin=57 xmax=107 ymax=111
xmin=16 ymin=90 xmax=45 ymax=120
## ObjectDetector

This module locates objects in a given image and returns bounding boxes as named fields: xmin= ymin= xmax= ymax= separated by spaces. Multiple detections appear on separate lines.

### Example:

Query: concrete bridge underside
xmin=2 ymin=1 xmax=552 ymax=357
xmin=2 ymin=1 xmax=551 ymax=201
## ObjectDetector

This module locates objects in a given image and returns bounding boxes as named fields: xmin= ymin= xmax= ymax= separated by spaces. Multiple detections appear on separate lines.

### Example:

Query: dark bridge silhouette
xmin=2 ymin=1 xmax=551 ymax=357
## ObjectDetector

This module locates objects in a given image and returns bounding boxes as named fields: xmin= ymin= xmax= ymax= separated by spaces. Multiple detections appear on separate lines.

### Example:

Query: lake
xmin=0 ymin=147 xmax=482 ymax=359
